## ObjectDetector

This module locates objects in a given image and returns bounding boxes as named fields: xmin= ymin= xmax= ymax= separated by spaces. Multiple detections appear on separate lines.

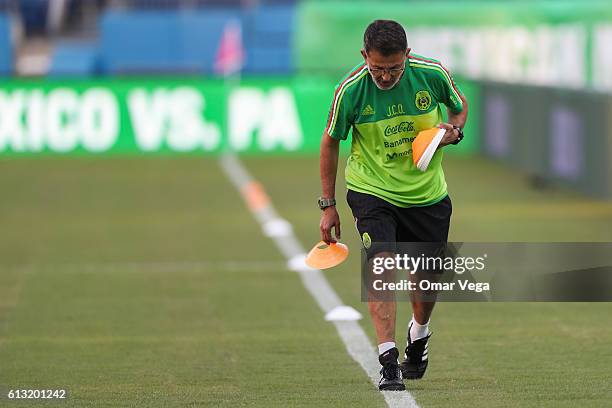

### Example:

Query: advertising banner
xmin=297 ymin=1 xmax=612 ymax=91
xmin=0 ymin=78 xmax=330 ymax=155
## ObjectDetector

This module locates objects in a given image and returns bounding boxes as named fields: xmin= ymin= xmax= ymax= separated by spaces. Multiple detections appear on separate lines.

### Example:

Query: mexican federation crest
xmin=415 ymin=90 xmax=432 ymax=111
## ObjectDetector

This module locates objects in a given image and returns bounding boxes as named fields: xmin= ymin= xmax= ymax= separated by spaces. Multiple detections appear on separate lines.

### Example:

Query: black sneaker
xmin=378 ymin=347 xmax=406 ymax=391
xmin=400 ymin=331 xmax=431 ymax=380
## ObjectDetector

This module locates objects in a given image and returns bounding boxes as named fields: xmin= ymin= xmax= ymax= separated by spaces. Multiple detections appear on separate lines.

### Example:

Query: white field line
xmin=219 ymin=153 xmax=419 ymax=408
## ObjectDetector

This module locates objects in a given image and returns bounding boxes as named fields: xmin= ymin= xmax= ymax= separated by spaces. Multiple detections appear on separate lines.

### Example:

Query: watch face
xmin=318 ymin=198 xmax=333 ymax=209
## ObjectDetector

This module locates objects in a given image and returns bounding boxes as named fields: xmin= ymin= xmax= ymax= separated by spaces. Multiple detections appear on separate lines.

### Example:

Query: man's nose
xmin=382 ymin=71 xmax=391 ymax=81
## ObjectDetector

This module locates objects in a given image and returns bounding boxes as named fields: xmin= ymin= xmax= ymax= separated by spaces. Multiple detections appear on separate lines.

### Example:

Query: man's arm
xmin=448 ymin=93 xmax=468 ymax=129
xmin=319 ymin=131 xmax=341 ymax=244
xmin=439 ymin=93 xmax=469 ymax=147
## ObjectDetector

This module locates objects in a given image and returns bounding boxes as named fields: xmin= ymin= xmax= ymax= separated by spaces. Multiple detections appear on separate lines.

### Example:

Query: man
xmin=318 ymin=20 xmax=468 ymax=391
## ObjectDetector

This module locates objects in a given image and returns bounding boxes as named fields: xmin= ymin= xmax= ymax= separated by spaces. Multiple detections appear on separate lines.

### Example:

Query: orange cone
xmin=305 ymin=241 xmax=349 ymax=270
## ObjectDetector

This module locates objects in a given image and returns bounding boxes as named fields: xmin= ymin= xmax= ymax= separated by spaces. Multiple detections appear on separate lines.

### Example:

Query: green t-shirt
xmin=325 ymin=53 xmax=464 ymax=207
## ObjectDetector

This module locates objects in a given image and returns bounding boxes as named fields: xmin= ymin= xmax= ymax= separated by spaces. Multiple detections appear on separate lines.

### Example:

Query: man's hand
xmin=437 ymin=122 xmax=460 ymax=148
xmin=320 ymin=206 xmax=341 ymax=244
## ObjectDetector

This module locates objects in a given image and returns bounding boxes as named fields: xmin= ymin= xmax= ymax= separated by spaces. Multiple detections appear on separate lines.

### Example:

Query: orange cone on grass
xmin=305 ymin=241 xmax=349 ymax=270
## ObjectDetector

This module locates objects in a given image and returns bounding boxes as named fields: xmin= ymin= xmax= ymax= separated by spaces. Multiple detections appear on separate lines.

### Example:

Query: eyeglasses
xmin=367 ymin=65 xmax=405 ymax=76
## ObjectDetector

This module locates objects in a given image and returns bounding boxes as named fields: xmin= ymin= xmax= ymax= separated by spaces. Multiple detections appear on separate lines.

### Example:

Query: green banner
xmin=0 ymin=77 xmax=478 ymax=155
xmin=296 ymin=1 xmax=612 ymax=91
xmin=0 ymin=78 xmax=333 ymax=155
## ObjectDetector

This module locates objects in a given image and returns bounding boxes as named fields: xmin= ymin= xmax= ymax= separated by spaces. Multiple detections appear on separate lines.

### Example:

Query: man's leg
xmin=410 ymin=299 xmax=435 ymax=330
xmin=367 ymin=251 xmax=397 ymax=346
xmin=410 ymin=271 xmax=437 ymax=332
xmin=347 ymin=190 xmax=404 ymax=391
xmin=397 ymin=195 xmax=453 ymax=379
xmin=368 ymin=300 xmax=397 ymax=344
xmin=367 ymin=252 xmax=404 ymax=391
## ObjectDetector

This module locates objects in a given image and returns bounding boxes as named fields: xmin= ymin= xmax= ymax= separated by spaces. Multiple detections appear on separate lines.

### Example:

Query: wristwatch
xmin=451 ymin=125 xmax=464 ymax=145
xmin=318 ymin=197 xmax=336 ymax=210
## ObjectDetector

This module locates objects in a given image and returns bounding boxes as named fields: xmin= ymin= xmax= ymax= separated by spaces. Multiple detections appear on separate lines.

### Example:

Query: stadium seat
xmin=49 ymin=41 xmax=99 ymax=77
xmin=0 ymin=13 xmax=12 ymax=75
xmin=100 ymin=11 xmax=180 ymax=73
xmin=178 ymin=10 xmax=242 ymax=73
xmin=127 ymin=0 xmax=242 ymax=8
xmin=245 ymin=48 xmax=292 ymax=74
xmin=251 ymin=5 xmax=294 ymax=35
xmin=99 ymin=9 xmax=243 ymax=74
xmin=243 ymin=5 xmax=294 ymax=74
xmin=18 ymin=0 xmax=47 ymax=35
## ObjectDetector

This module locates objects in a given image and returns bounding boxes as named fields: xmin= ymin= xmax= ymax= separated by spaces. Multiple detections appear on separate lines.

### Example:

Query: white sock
xmin=408 ymin=315 xmax=430 ymax=342
xmin=378 ymin=341 xmax=396 ymax=356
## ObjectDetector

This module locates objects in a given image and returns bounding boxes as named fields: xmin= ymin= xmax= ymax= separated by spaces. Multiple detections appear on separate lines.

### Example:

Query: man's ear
xmin=406 ymin=48 xmax=411 ymax=58
xmin=361 ymin=49 xmax=367 ymax=61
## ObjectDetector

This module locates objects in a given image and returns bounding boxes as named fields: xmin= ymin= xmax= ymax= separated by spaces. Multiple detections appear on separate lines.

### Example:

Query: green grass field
xmin=1 ymin=155 xmax=611 ymax=407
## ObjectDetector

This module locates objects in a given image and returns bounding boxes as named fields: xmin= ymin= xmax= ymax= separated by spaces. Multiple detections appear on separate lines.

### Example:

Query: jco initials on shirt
xmin=386 ymin=104 xmax=405 ymax=117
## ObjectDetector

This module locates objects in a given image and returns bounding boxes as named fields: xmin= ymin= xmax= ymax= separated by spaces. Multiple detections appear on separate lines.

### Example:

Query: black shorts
xmin=346 ymin=189 xmax=452 ymax=259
